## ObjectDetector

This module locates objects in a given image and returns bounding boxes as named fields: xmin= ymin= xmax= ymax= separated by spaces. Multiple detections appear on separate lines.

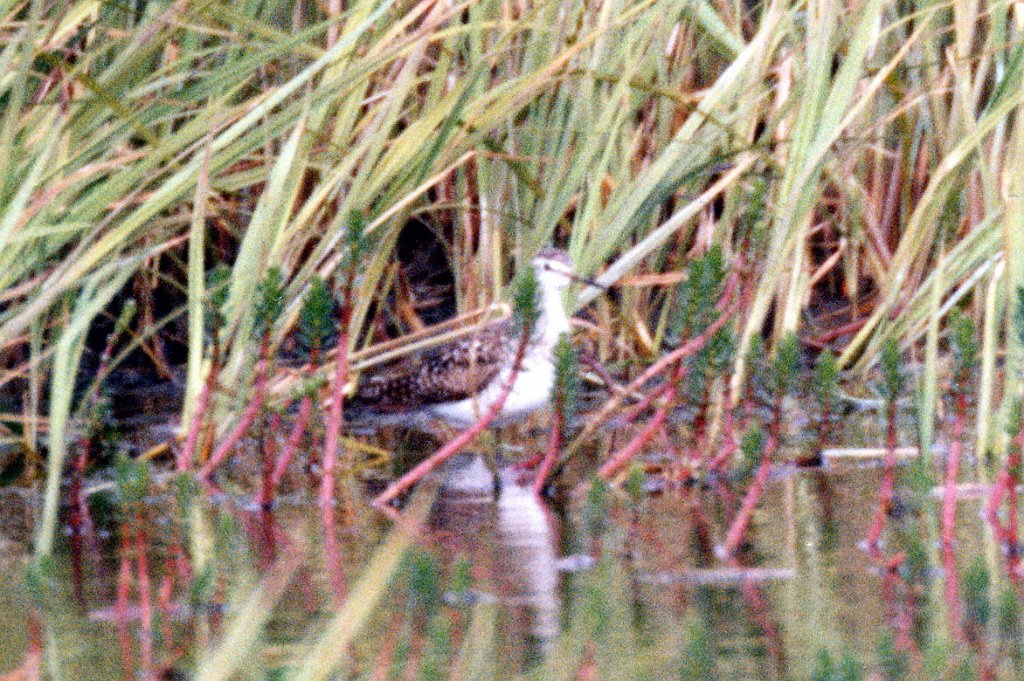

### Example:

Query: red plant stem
xmin=69 ymin=529 xmax=85 ymax=610
xmin=260 ymin=395 xmax=312 ymax=505
xmin=321 ymin=268 xmax=356 ymax=512
xmin=941 ymin=535 xmax=963 ymax=640
xmin=197 ymin=354 xmax=268 ymax=481
xmin=256 ymin=412 xmax=282 ymax=508
xmin=1009 ymin=448 xmax=1022 ymax=557
xmin=941 ymin=393 xmax=967 ymax=547
xmin=178 ymin=361 xmax=218 ymax=472
xmin=940 ymin=390 xmax=967 ymax=638
xmin=321 ymin=500 xmax=347 ymax=601
xmin=691 ymin=382 xmax=711 ymax=451
xmin=116 ymin=553 xmax=134 ymax=680
xmin=818 ymin=392 xmax=832 ymax=453
xmin=806 ymin=317 xmax=868 ymax=348
xmin=320 ymin=328 xmax=349 ymax=511
xmin=26 ymin=609 xmax=43 ymax=681
xmin=70 ymin=437 xmax=92 ymax=536
xmin=599 ymin=355 xmax=688 ymax=479
xmin=373 ymin=334 xmax=532 ymax=508
xmin=738 ymin=579 xmax=788 ymax=676
xmin=986 ymin=415 xmax=1024 ymax=506
xmin=984 ymin=428 xmax=1024 ymax=574
xmin=986 ymin=475 xmax=1010 ymax=523
xmin=579 ymin=353 xmax=619 ymax=395
xmin=659 ymin=420 xmax=685 ymax=464
xmin=69 ymin=438 xmax=91 ymax=608
xmin=690 ymin=419 xmax=709 ymax=468
xmin=622 ymin=381 xmax=674 ymax=423
xmin=624 ymin=277 xmax=740 ymax=394
xmin=707 ymin=408 xmax=788 ymax=680
xmin=533 ymin=408 xmax=562 ymax=494
xmin=707 ymin=385 xmax=739 ymax=471
xmin=985 ymin=467 xmax=1011 ymax=521
xmin=708 ymin=434 xmax=739 ymax=472
xmin=1012 ymin=477 xmax=1021 ymax=554
xmin=157 ymin=574 xmax=176 ymax=667
xmin=864 ymin=397 xmax=899 ymax=557
xmin=134 ymin=518 xmax=155 ymax=681
xmin=515 ymin=452 xmax=545 ymax=472
xmin=598 ymin=383 xmax=677 ymax=480
xmin=877 ymin=553 xmax=922 ymax=665
xmin=716 ymin=439 xmax=775 ymax=560
xmin=167 ymin=521 xmax=193 ymax=586
xmin=66 ymin=326 xmax=116 ymax=560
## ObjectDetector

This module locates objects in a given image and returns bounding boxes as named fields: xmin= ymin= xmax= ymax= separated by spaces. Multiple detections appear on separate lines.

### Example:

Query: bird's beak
xmin=569 ymin=273 xmax=609 ymax=292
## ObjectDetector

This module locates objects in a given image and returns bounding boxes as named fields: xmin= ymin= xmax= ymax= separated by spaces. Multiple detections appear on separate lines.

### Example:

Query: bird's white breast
xmin=427 ymin=343 xmax=557 ymax=428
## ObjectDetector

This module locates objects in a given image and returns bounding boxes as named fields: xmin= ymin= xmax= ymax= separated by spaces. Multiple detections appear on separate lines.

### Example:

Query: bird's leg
xmin=482 ymin=428 xmax=502 ymax=501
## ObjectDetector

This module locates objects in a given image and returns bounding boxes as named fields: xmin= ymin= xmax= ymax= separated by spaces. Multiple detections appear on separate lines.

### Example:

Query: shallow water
xmin=0 ymin=399 xmax=1017 ymax=679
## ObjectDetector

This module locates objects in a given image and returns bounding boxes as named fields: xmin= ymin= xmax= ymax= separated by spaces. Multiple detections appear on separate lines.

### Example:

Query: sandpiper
xmin=352 ymin=248 xmax=593 ymax=429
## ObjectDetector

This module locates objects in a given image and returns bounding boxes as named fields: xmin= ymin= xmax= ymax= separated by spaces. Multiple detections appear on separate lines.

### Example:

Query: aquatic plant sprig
xmin=736 ymin=424 xmax=767 ymax=479
xmin=949 ymin=308 xmax=979 ymax=382
xmin=512 ymin=257 xmax=542 ymax=336
xmin=299 ymin=276 xmax=333 ymax=357
xmin=772 ymin=332 xmax=800 ymax=399
xmin=864 ymin=339 xmax=905 ymax=557
xmin=813 ymin=349 xmax=839 ymax=450
xmin=533 ymin=334 xmax=579 ymax=494
xmin=717 ymin=420 xmax=775 ymax=561
xmin=672 ymin=245 xmax=725 ymax=339
xmin=715 ymin=333 xmax=795 ymax=561
xmin=552 ymin=334 xmax=582 ymax=438
xmin=962 ymin=558 xmax=991 ymax=643
xmin=198 ymin=267 xmax=286 ymax=481
xmin=674 ymin=247 xmax=729 ymax=405
xmin=206 ymin=264 xmax=233 ymax=338
xmin=810 ymin=649 xmax=863 ymax=681
xmin=880 ymin=336 xmax=905 ymax=404
xmin=685 ymin=312 xmax=736 ymax=462
xmin=770 ymin=332 xmax=800 ymax=440
xmin=595 ymin=263 xmax=743 ymax=480
xmin=178 ymin=264 xmax=233 ymax=473
xmin=253 ymin=267 xmax=285 ymax=344
xmin=1014 ymin=286 xmax=1024 ymax=348
xmin=600 ymin=257 xmax=743 ymax=405
xmin=261 ymin=276 xmax=332 ymax=509
xmin=113 ymin=454 xmax=158 ymax=679
xmin=941 ymin=309 xmax=977 ymax=558
xmin=321 ymin=212 xmax=368 ymax=514
xmin=68 ymin=298 xmax=137 ymax=551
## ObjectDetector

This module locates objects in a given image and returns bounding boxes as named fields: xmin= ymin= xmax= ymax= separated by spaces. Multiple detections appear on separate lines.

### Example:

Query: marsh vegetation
xmin=2 ymin=0 xmax=1024 ymax=677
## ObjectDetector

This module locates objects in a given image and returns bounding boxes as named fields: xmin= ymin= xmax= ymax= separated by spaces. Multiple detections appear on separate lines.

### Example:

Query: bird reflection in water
xmin=429 ymin=454 xmax=562 ymax=670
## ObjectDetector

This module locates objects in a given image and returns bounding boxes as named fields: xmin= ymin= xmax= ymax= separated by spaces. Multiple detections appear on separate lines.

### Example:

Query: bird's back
xmin=352 ymin=318 xmax=517 ymax=414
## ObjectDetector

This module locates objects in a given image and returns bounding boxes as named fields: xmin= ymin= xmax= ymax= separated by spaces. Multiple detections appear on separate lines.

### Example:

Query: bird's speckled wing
xmin=353 ymin=320 xmax=517 ymax=412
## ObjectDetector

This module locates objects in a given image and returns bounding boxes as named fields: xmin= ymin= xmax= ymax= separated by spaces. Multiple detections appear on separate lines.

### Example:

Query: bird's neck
xmin=534 ymin=284 xmax=569 ymax=347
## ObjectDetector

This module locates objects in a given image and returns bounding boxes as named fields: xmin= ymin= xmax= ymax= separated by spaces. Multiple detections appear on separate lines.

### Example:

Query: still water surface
xmin=0 ymin=406 xmax=1008 ymax=679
